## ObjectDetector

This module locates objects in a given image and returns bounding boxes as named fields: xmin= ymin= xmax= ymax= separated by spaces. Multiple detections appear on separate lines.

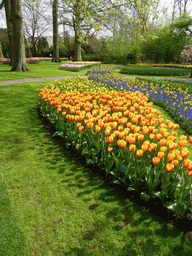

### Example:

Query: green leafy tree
xmin=38 ymin=37 xmax=49 ymax=56
xmin=141 ymin=24 xmax=187 ymax=63
xmin=61 ymin=0 xmax=119 ymax=61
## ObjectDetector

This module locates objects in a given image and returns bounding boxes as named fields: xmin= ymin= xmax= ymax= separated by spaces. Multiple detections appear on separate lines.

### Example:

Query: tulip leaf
xmin=118 ymin=166 xmax=127 ymax=175
xmin=140 ymin=192 xmax=150 ymax=202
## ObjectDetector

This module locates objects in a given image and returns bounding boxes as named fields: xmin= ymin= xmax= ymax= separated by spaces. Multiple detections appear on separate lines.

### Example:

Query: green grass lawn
xmin=1 ymin=78 xmax=192 ymax=255
xmin=0 ymin=61 xmax=88 ymax=81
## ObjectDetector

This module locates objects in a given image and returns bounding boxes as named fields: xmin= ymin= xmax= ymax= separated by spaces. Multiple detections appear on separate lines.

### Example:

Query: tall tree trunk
xmin=0 ymin=0 xmax=13 ymax=65
xmin=52 ymin=0 xmax=60 ymax=62
xmin=10 ymin=0 xmax=29 ymax=71
xmin=0 ymin=43 xmax=3 ymax=58
xmin=4 ymin=0 xmax=13 ymax=65
xmin=73 ymin=0 xmax=82 ymax=62
xmin=74 ymin=30 xmax=82 ymax=62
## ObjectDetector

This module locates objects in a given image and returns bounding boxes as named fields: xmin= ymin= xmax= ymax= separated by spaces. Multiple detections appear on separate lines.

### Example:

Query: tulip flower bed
xmin=89 ymin=73 xmax=192 ymax=133
xmin=60 ymin=63 xmax=99 ymax=72
xmin=138 ymin=63 xmax=192 ymax=69
xmin=87 ymin=64 xmax=121 ymax=74
xmin=120 ymin=65 xmax=190 ymax=76
xmin=39 ymin=77 xmax=192 ymax=217
xmin=0 ymin=57 xmax=40 ymax=64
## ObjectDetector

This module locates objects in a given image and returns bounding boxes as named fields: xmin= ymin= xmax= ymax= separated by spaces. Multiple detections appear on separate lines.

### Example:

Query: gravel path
xmin=0 ymin=75 xmax=192 ymax=86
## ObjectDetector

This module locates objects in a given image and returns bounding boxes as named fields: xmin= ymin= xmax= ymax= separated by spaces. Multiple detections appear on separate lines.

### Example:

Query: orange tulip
xmin=118 ymin=132 xmax=125 ymax=139
xmin=167 ymin=153 xmax=175 ymax=162
xmin=184 ymin=159 xmax=191 ymax=168
xmin=160 ymin=146 xmax=167 ymax=153
xmin=158 ymin=118 xmax=163 ymax=124
xmin=118 ymin=126 xmax=123 ymax=132
xmin=189 ymin=136 xmax=192 ymax=144
xmin=111 ymin=122 xmax=117 ymax=130
xmin=173 ymin=124 xmax=179 ymax=129
xmin=157 ymin=151 xmax=164 ymax=159
xmin=171 ymin=131 xmax=177 ymax=137
xmin=75 ymin=115 xmax=80 ymax=122
xmin=126 ymin=136 xmax=136 ymax=144
xmin=160 ymin=139 xmax=166 ymax=146
xmin=79 ymin=126 xmax=84 ymax=131
xmin=163 ymin=132 xmax=169 ymax=139
xmin=69 ymin=115 xmax=74 ymax=121
xmin=105 ymin=128 xmax=111 ymax=136
xmin=136 ymin=149 xmax=143 ymax=157
xmin=179 ymin=140 xmax=187 ymax=147
xmin=129 ymin=144 xmax=136 ymax=152
xmin=95 ymin=125 xmax=101 ymax=133
xmin=62 ymin=111 xmax=66 ymax=116
xmin=138 ymin=134 xmax=144 ymax=142
xmin=117 ymin=140 xmax=121 ymax=146
xmin=117 ymin=112 xmax=122 ymax=118
xmin=108 ymin=135 xmax=114 ymax=144
xmin=149 ymin=143 xmax=157 ymax=152
xmin=152 ymin=129 xmax=158 ymax=135
xmin=181 ymin=147 xmax=189 ymax=158
xmin=141 ymin=142 xmax=150 ymax=152
xmin=108 ymin=147 xmax=113 ymax=152
xmin=180 ymin=135 xmax=187 ymax=141
xmin=172 ymin=159 xmax=178 ymax=166
xmin=149 ymin=134 xmax=155 ymax=140
xmin=167 ymin=142 xmax=175 ymax=150
xmin=167 ymin=135 xmax=176 ymax=142
xmin=156 ymin=133 xmax=162 ymax=141
xmin=177 ymin=155 xmax=183 ymax=161
xmin=80 ymin=114 xmax=85 ymax=121
xmin=168 ymin=122 xmax=173 ymax=129
xmin=142 ymin=126 xmax=149 ymax=135
xmin=120 ymin=140 xmax=127 ymax=148
xmin=152 ymin=157 xmax=160 ymax=165
xmin=187 ymin=171 xmax=192 ymax=176
xmin=98 ymin=120 xmax=104 ymax=128
xmin=166 ymin=163 xmax=174 ymax=172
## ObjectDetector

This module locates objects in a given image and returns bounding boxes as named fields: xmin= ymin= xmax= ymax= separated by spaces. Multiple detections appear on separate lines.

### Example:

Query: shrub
xmin=120 ymin=65 xmax=190 ymax=76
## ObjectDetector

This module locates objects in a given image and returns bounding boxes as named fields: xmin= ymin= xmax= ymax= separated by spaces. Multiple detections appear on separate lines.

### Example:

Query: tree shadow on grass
xmin=0 ymin=175 xmax=28 ymax=256
xmin=36 ymin=104 xmax=192 ymax=255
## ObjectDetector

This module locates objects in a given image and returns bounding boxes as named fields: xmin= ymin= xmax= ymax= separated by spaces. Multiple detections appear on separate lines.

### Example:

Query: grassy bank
xmin=0 ymin=61 xmax=88 ymax=81
xmin=1 ymin=80 xmax=192 ymax=255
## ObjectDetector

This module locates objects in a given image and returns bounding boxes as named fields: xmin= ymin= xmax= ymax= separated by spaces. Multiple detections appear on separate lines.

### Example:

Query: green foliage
xmin=171 ymin=12 xmax=192 ymax=35
xmin=141 ymin=25 xmax=187 ymax=63
xmin=120 ymin=65 xmax=190 ymax=76
xmin=1 ymin=40 xmax=10 ymax=57
xmin=82 ymin=53 xmax=101 ymax=62
xmin=38 ymin=37 xmax=49 ymax=56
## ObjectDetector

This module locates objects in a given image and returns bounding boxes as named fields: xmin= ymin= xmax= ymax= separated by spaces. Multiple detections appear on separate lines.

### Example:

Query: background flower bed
xmin=138 ymin=63 xmax=192 ymax=69
xmin=60 ymin=63 xmax=100 ymax=72
xmin=39 ymin=77 xmax=192 ymax=217
xmin=0 ymin=57 xmax=40 ymax=64
xmin=120 ymin=65 xmax=190 ymax=76
xmin=87 ymin=65 xmax=121 ymax=74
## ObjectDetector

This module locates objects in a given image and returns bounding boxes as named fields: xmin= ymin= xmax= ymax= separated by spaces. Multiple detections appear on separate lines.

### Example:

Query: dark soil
xmin=37 ymin=103 xmax=192 ymax=238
